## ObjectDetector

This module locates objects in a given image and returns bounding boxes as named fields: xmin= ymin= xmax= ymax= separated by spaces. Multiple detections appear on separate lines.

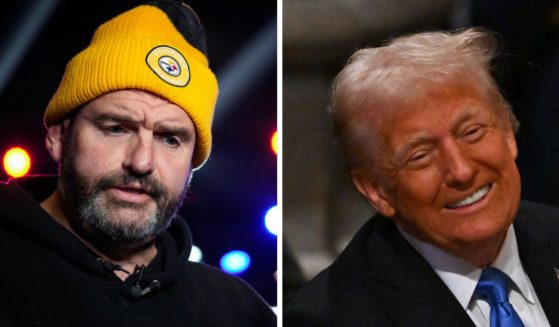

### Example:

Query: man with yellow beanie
xmin=0 ymin=1 xmax=275 ymax=326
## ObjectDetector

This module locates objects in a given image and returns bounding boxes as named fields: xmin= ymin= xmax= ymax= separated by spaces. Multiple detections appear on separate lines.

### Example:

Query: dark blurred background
xmin=0 ymin=0 xmax=277 ymax=305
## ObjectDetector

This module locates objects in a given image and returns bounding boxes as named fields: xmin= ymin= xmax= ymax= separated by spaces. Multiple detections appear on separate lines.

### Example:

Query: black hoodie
xmin=0 ymin=176 xmax=276 ymax=326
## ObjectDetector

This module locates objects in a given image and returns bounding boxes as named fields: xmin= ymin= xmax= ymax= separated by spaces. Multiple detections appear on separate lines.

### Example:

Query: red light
xmin=271 ymin=130 xmax=278 ymax=156
xmin=3 ymin=147 xmax=31 ymax=178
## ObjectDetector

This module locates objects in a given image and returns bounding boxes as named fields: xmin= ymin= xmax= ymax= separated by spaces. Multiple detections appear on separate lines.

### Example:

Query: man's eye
xmin=462 ymin=125 xmax=485 ymax=142
xmin=409 ymin=152 xmax=428 ymax=163
xmin=466 ymin=127 xmax=479 ymax=136
xmin=406 ymin=151 xmax=431 ymax=168
xmin=410 ymin=153 xmax=427 ymax=161
xmin=103 ymin=125 xmax=125 ymax=134
xmin=163 ymin=135 xmax=180 ymax=147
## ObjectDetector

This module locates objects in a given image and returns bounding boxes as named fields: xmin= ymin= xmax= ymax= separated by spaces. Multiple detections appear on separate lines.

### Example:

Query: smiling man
xmin=285 ymin=29 xmax=559 ymax=327
xmin=0 ymin=1 xmax=275 ymax=326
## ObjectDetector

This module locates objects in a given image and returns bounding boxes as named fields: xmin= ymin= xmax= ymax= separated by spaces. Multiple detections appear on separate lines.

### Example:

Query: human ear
xmin=504 ymin=127 xmax=518 ymax=160
xmin=351 ymin=167 xmax=396 ymax=217
xmin=45 ymin=120 xmax=70 ymax=163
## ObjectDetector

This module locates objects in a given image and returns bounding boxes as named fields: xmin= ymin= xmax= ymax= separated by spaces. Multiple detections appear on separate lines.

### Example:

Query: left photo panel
xmin=0 ymin=0 xmax=277 ymax=326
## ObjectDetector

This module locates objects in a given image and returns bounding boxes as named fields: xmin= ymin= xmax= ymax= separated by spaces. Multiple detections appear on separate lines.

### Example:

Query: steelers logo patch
xmin=146 ymin=46 xmax=190 ymax=87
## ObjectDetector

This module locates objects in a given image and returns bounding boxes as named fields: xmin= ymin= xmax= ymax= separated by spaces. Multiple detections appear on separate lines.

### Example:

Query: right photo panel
xmin=283 ymin=1 xmax=559 ymax=326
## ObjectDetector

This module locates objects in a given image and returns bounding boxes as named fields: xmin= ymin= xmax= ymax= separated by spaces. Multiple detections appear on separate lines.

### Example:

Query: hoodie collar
xmin=2 ymin=175 xmax=193 ymax=294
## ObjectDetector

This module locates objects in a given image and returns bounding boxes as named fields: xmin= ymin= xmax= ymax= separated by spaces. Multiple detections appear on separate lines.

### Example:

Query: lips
xmin=445 ymin=184 xmax=491 ymax=209
xmin=109 ymin=184 xmax=154 ymax=203
xmin=114 ymin=185 xmax=150 ymax=195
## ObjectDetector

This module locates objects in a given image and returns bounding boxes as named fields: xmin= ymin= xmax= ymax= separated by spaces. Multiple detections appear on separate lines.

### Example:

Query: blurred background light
xmin=271 ymin=130 xmax=278 ymax=156
xmin=3 ymin=147 xmax=31 ymax=178
xmin=220 ymin=250 xmax=251 ymax=274
xmin=264 ymin=205 xmax=279 ymax=236
xmin=188 ymin=245 xmax=203 ymax=263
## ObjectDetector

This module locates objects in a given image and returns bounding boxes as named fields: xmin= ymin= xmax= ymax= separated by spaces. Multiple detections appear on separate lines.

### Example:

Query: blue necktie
xmin=475 ymin=267 xmax=525 ymax=327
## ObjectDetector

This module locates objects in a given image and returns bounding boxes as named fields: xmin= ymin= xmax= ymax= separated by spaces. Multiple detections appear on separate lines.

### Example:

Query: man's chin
xmin=77 ymin=200 xmax=161 ymax=242
xmin=85 ymin=219 xmax=159 ymax=244
xmin=106 ymin=211 xmax=159 ymax=233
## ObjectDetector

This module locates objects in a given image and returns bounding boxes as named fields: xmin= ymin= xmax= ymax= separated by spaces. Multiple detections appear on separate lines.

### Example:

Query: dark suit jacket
xmin=284 ymin=201 xmax=559 ymax=326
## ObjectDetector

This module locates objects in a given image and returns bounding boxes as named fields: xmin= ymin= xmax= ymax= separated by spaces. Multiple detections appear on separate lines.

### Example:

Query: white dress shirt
xmin=398 ymin=225 xmax=550 ymax=327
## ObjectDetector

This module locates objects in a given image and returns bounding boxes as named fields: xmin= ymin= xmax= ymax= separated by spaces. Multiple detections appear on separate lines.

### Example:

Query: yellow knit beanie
xmin=44 ymin=1 xmax=218 ymax=168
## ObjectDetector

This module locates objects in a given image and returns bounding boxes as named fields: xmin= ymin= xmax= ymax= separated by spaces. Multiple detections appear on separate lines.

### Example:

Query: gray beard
xmin=58 ymin=153 xmax=187 ymax=244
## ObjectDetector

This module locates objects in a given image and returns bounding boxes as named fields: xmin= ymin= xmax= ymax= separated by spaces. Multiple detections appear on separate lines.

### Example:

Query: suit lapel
xmin=358 ymin=217 xmax=475 ymax=327
xmin=515 ymin=206 xmax=559 ymax=325
xmin=386 ymin=268 xmax=476 ymax=327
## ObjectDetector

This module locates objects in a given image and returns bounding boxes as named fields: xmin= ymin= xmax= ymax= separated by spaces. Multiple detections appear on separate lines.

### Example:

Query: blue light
xmin=220 ymin=250 xmax=251 ymax=274
xmin=264 ymin=205 xmax=279 ymax=236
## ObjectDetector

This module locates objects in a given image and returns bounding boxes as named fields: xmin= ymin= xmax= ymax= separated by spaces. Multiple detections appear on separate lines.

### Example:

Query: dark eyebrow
xmin=155 ymin=124 xmax=194 ymax=142
xmin=90 ymin=112 xmax=194 ymax=142
xmin=90 ymin=113 xmax=141 ymax=125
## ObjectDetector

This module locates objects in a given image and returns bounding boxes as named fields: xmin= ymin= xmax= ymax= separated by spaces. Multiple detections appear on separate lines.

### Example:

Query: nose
xmin=442 ymin=140 xmax=474 ymax=187
xmin=123 ymin=134 xmax=154 ymax=176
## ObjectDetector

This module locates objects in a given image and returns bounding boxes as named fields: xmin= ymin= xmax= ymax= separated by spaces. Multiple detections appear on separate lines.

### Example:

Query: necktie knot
xmin=476 ymin=267 xmax=511 ymax=305
xmin=474 ymin=267 xmax=524 ymax=327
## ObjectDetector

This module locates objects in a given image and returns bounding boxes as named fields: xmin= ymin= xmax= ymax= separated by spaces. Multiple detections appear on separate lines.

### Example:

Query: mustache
xmin=94 ymin=171 xmax=165 ymax=199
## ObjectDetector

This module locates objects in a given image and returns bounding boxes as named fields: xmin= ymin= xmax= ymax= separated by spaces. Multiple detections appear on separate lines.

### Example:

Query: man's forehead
xmin=357 ymin=87 xmax=497 ymax=160
xmin=370 ymin=82 xmax=495 ymax=127
xmin=81 ymin=90 xmax=192 ymax=125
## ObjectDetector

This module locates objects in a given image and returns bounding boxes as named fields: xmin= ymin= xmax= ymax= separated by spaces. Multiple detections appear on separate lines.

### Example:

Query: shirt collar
xmin=492 ymin=225 xmax=536 ymax=304
xmin=398 ymin=224 xmax=536 ymax=310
